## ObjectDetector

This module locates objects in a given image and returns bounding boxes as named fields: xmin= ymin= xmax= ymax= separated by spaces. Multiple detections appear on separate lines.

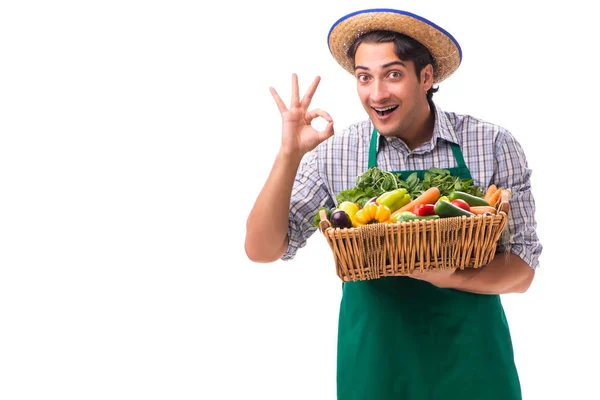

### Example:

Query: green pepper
xmin=376 ymin=188 xmax=410 ymax=213
xmin=392 ymin=211 xmax=418 ymax=222
xmin=392 ymin=211 xmax=440 ymax=223
xmin=434 ymin=200 xmax=475 ymax=218
xmin=448 ymin=191 xmax=489 ymax=207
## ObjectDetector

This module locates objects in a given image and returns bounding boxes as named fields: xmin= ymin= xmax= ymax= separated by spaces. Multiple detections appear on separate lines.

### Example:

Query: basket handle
xmin=318 ymin=209 xmax=331 ymax=233
xmin=497 ymin=189 xmax=511 ymax=215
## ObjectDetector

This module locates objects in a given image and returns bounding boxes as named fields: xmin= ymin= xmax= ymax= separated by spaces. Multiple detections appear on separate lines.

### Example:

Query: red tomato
xmin=413 ymin=204 xmax=436 ymax=216
xmin=451 ymin=199 xmax=471 ymax=211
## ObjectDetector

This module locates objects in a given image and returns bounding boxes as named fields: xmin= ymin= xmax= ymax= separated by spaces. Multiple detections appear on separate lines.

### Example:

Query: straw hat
xmin=327 ymin=8 xmax=462 ymax=84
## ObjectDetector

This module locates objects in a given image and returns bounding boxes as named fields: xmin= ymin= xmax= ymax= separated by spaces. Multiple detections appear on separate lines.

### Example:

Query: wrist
xmin=277 ymin=147 xmax=305 ymax=166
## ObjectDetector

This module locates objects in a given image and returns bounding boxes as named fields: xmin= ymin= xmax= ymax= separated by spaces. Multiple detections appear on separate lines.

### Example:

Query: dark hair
xmin=346 ymin=30 xmax=439 ymax=103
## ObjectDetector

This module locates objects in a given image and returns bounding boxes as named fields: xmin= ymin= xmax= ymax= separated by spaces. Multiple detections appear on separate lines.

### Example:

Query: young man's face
xmin=353 ymin=41 xmax=433 ymax=138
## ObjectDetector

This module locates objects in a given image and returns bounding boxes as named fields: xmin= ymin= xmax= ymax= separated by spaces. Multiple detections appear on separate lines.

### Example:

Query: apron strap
xmin=451 ymin=139 xmax=468 ymax=170
xmin=368 ymin=128 xmax=379 ymax=169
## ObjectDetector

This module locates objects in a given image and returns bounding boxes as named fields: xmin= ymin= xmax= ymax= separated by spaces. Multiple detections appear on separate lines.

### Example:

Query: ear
xmin=421 ymin=64 xmax=434 ymax=91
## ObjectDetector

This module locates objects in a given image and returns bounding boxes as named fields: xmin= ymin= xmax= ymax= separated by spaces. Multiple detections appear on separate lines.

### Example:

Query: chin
xmin=369 ymin=113 xmax=399 ymax=135
xmin=375 ymin=128 xmax=392 ymax=137
xmin=372 ymin=122 xmax=399 ymax=137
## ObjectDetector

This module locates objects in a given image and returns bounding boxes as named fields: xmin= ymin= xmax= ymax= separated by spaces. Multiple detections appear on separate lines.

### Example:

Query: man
xmin=245 ymin=8 xmax=542 ymax=400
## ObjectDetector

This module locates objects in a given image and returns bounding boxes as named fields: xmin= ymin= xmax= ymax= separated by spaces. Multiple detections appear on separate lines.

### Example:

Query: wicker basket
xmin=318 ymin=192 xmax=510 ymax=282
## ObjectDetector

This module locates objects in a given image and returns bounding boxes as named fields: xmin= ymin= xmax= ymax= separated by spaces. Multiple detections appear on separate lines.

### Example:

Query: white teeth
xmin=375 ymin=106 xmax=396 ymax=111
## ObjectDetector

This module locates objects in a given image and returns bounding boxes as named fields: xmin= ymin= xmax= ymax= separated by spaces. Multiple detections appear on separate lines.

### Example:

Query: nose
xmin=371 ymin=79 xmax=390 ymax=104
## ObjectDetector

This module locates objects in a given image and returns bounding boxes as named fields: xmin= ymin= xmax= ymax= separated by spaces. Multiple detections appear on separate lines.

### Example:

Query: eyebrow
xmin=354 ymin=60 xmax=407 ymax=71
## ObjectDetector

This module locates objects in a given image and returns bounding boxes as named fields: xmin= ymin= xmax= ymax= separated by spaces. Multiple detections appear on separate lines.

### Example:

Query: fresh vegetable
xmin=434 ymin=200 xmax=475 ymax=218
xmin=470 ymin=206 xmax=497 ymax=215
xmin=448 ymin=191 xmax=489 ymax=207
xmin=487 ymin=188 xmax=503 ymax=207
xmin=336 ymin=168 xmax=401 ymax=207
xmin=338 ymin=201 xmax=360 ymax=219
xmin=483 ymin=184 xmax=498 ymax=203
xmin=330 ymin=210 xmax=353 ymax=229
xmin=421 ymin=167 xmax=484 ymax=198
xmin=393 ymin=211 xmax=440 ymax=223
xmin=353 ymin=203 xmax=391 ymax=226
xmin=393 ymin=211 xmax=417 ymax=222
xmin=413 ymin=204 xmax=436 ymax=216
xmin=450 ymin=199 xmax=471 ymax=212
xmin=436 ymin=195 xmax=449 ymax=204
xmin=336 ymin=167 xmax=485 ymax=207
xmin=337 ymin=187 xmax=382 ymax=208
xmin=365 ymin=196 xmax=379 ymax=205
xmin=392 ymin=187 xmax=441 ymax=217
xmin=376 ymin=188 xmax=411 ymax=213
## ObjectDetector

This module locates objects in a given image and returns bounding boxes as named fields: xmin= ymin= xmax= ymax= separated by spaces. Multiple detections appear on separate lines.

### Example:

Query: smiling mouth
xmin=373 ymin=105 xmax=398 ymax=117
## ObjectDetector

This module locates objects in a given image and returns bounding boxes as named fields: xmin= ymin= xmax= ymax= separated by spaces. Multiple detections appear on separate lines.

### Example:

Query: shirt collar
xmin=431 ymin=102 xmax=459 ymax=145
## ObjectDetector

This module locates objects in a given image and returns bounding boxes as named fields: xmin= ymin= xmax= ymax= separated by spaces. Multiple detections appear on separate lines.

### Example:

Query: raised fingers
xmin=291 ymin=73 xmax=300 ymax=107
xmin=269 ymin=87 xmax=288 ymax=114
xmin=270 ymin=74 xmax=322 ymax=114
xmin=301 ymin=76 xmax=321 ymax=109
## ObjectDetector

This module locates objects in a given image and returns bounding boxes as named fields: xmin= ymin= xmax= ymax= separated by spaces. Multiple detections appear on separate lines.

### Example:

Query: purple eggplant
xmin=330 ymin=210 xmax=353 ymax=229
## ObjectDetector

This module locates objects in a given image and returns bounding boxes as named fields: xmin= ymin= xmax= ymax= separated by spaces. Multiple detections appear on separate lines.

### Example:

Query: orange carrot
xmin=483 ymin=184 xmax=498 ymax=203
xmin=487 ymin=187 xmax=503 ymax=207
xmin=391 ymin=187 xmax=441 ymax=218
xmin=470 ymin=205 xmax=497 ymax=215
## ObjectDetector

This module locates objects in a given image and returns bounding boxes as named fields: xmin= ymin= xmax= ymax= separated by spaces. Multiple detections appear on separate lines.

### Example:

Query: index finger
xmin=300 ymin=76 xmax=321 ymax=109
xmin=269 ymin=87 xmax=288 ymax=114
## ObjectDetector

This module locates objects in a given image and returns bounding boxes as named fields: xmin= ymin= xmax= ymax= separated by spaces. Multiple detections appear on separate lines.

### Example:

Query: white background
xmin=1 ymin=1 xmax=598 ymax=399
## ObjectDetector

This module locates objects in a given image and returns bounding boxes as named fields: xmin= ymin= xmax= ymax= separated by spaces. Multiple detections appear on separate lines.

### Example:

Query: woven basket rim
xmin=320 ymin=211 xmax=507 ymax=233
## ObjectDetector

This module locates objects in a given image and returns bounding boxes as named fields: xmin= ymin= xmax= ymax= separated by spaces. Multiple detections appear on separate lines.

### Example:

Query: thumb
xmin=319 ymin=120 xmax=335 ymax=142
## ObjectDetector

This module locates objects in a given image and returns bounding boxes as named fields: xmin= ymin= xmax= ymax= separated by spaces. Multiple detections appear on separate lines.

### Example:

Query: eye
xmin=357 ymin=74 xmax=370 ymax=83
xmin=388 ymin=71 xmax=402 ymax=79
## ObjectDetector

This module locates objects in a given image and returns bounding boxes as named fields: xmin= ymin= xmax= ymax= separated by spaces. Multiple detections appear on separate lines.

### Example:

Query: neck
xmin=401 ymin=104 xmax=435 ymax=150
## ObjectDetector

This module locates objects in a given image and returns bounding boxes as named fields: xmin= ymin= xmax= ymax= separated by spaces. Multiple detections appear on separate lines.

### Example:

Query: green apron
xmin=336 ymin=130 xmax=521 ymax=400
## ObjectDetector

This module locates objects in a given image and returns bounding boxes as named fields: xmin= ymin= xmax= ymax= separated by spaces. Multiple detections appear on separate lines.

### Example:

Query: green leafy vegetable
xmin=421 ymin=168 xmax=483 ymax=197
xmin=336 ymin=167 xmax=400 ymax=207
xmin=336 ymin=167 xmax=484 ymax=207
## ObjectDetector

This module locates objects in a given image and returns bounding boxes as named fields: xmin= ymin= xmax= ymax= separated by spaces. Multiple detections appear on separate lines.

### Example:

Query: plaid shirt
xmin=283 ymin=103 xmax=543 ymax=270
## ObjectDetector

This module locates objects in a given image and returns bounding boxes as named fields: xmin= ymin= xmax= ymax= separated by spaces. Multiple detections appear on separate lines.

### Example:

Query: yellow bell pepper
xmin=352 ymin=203 xmax=391 ymax=227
